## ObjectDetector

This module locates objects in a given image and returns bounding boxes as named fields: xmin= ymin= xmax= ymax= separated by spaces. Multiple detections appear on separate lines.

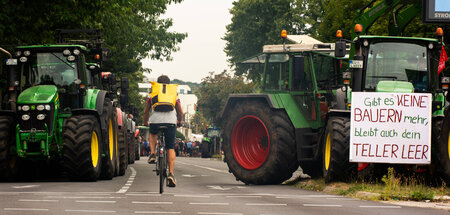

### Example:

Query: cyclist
xmin=143 ymin=75 xmax=183 ymax=187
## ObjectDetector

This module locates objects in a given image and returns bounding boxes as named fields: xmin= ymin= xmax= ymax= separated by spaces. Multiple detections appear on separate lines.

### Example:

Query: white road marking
xmin=126 ymin=193 xmax=161 ymax=197
xmin=117 ymin=167 xmax=136 ymax=194
xmin=189 ymin=203 xmax=230 ymax=205
xmin=65 ymin=209 xmax=116 ymax=213
xmin=303 ymin=204 xmax=343 ymax=207
xmin=197 ymin=213 xmax=242 ymax=215
xmin=177 ymin=161 xmax=229 ymax=174
xmin=4 ymin=208 xmax=49 ymax=211
xmin=132 ymin=201 xmax=173 ymax=204
xmin=246 ymin=203 xmax=286 ymax=206
xmin=175 ymin=194 xmax=210 ymax=198
xmin=19 ymin=199 xmax=59 ymax=202
xmin=46 ymin=196 xmax=122 ymax=199
xmin=12 ymin=185 xmax=39 ymax=189
xmin=135 ymin=211 xmax=181 ymax=214
xmin=226 ymin=196 xmax=261 ymax=198
xmin=75 ymin=200 xmax=116 ymax=203
xmin=182 ymin=174 xmax=197 ymax=177
xmin=276 ymin=194 xmax=337 ymax=199
xmin=207 ymin=186 xmax=231 ymax=191
xmin=360 ymin=205 xmax=402 ymax=208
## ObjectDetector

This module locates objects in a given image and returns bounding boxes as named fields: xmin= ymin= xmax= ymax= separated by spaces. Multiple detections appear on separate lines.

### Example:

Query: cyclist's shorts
xmin=149 ymin=123 xmax=176 ymax=149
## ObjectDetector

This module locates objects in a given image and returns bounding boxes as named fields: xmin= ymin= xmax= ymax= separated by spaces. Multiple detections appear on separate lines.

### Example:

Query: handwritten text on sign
xmin=350 ymin=92 xmax=432 ymax=164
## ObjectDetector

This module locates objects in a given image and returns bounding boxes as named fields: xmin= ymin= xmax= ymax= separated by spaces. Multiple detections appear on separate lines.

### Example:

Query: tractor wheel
xmin=322 ymin=116 xmax=356 ymax=183
xmin=0 ymin=116 xmax=18 ymax=180
xmin=222 ymin=100 xmax=298 ymax=185
xmin=201 ymin=141 xmax=211 ymax=158
xmin=100 ymin=99 xmax=118 ymax=180
xmin=63 ymin=115 xmax=102 ymax=181
xmin=437 ymin=114 xmax=450 ymax=184
xmin=118 ymin=127 xmax=128 ymax=176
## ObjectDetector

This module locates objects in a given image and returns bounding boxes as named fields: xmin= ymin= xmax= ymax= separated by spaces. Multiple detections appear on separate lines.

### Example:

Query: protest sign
xmin=350 ymin=92 xmax=432 ymax=164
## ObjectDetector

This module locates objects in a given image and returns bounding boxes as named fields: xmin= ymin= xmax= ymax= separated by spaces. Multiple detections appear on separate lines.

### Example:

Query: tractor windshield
xmin=365 ymin=42 xmax=427 ymax=91
xmin=20 ymin=52 xmax=78 ymax=88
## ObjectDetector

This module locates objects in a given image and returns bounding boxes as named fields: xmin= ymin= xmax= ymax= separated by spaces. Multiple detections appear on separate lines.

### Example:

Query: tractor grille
xmin=18 ymin=104 xmax=54 ymax=134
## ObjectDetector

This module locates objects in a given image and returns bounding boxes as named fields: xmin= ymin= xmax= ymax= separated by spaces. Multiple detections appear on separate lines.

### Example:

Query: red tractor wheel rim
xmin=231 ymin=115 xmax=270 ymax=170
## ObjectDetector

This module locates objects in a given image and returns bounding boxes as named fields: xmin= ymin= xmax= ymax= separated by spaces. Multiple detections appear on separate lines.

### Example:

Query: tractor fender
xmin=221 ymin=94 xmax=276 ymax=118
xmin=116 ymin=108 xmax=123 ymax=128
xmin=71 ymin=109 xmax=102 ymax=134
xmin=316 ymin=109 xmax=351 ymax=160
xmin=95 ymin=90 xmax=107 ymax=116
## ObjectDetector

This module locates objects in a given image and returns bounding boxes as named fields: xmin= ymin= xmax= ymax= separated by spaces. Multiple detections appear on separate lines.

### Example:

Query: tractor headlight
xmin=18 ymin=106 xmax=22 ymax=111
xmin=73 ymin=49 xmax=80 ymax=55
xmin=15 ymin=51 xmax=22 ymax=57
xmin=23 ymin=50 xmax=31 ymax=56
xmin=22 ymin=105 xmax=30 ymax=111
xmin=19 ymin=57 xmax=27 ymax=63
xmin=45 ymin=105 xmax=51 ymax=111
xmin=36 ymin=105 xmax=45 ymax=111
xmin=67 ymin=55 xmax=75 ymax=62
xmin=63 ymin=49 xmax=71 ymax=56
xmin=37 ymin=114 xmax=45 ymax=120
xmin=22 ymin=114 xmax=30 ymax=121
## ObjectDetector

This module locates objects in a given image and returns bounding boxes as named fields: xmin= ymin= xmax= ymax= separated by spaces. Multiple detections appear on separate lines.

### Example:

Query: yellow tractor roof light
xmin=336 ymin=30 xmax=343 ymax=38
xmin=354 ymin=24 xmax=363 ymax=34
xmin=94 ymin=54 xmax=101 ymax=60
xmin=281 ymin=30 xmax=287 ymax=39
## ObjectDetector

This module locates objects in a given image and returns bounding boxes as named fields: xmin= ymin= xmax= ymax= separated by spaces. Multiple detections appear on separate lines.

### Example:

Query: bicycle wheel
xmin=159 ymin=146 xmax=165 ymax=194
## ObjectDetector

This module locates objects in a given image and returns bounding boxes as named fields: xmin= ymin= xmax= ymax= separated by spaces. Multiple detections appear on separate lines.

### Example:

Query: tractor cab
xmin=15 ymin=45 xmax=90 ymax=112
xmin=349 ymin=36 xmax=442 ymax=94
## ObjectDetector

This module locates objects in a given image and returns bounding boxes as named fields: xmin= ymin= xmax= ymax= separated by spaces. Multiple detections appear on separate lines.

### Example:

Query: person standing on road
xmin=143 ymin=75 xmax=183 ymax=187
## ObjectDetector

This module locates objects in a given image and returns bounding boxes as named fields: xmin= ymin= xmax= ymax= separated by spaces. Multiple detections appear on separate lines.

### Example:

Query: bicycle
xmin=155 ymin=125 xmax=169 ymax=194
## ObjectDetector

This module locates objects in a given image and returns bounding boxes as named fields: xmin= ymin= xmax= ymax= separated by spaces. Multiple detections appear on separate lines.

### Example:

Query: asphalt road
xmin=0 ymin=157 xmax=447 ymax=215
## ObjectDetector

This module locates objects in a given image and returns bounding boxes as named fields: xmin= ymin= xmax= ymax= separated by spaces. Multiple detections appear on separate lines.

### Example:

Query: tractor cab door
xmin=290 ymin=53 xmax=318 ymax=124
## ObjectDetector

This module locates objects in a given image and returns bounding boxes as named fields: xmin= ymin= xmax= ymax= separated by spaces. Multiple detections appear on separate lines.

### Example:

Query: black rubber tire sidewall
xmin=437 ymin=114 xmax=450 ymax=184
xmin=222 ymin=100 xmax=298 ymax=185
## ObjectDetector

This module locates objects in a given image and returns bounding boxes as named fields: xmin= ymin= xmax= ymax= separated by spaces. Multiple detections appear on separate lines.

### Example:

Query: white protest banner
xmin=350 ymin=92 xmax=432 ymax=164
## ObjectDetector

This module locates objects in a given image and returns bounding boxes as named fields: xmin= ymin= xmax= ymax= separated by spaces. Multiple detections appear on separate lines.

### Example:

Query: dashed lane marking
xmin=75 ymin=200 xmax=117 ymax=203
xmin=134 ymin=211 xmax=181 ymax=214
xmin=276 ymin=194 xmax=337 ymax=199
xmin=303 ymin=204 xmax=343 ymax=207
xmin=12 ymin=185 xmax=40 ymax=189
xmin=126 ymin=193 xmax=161 ymax=197
xmin=197 ymin=213 xmax=242 ymax=215
xmin=19 ymin=199 xmax=59 ymax=202
xmin=226 ymin=196 xmax=261 ymax=198
xmin=359 ymin=205 xmax=402 ymax=208
xmin=245 ymin=203 xmax=286 ymax=206
xmin=4 ymin=208 xmax=49 ymax=211
xmin=65 ymin=209 xmax=116 ymax=213
xmin=175 ymin=194 xmax=210 ymax=198
xmin=132 ymin=201 xmax=173 ymax=204
xmin=189 ymin=203 xmax=230 ymax=205
xmin=117 ymin=167 xmax=136 ymax=193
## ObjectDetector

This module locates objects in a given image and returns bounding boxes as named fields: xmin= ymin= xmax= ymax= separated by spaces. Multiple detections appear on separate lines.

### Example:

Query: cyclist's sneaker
xmin=147 ymin=154 xmax=156 ymax=164
xmin=168 ymin=173 xmax=176 ymax=187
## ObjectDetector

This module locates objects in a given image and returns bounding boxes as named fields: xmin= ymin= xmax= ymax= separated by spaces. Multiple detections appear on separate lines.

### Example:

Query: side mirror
xmin=335 ymin=41 xmax=347 ymax=58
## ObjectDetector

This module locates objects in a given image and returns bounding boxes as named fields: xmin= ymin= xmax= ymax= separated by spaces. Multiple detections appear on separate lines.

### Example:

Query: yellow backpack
xmin=150 ymin=81 xmax=178 ymax=112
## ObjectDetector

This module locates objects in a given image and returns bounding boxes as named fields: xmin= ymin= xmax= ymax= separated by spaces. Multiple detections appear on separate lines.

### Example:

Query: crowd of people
xmin=141 ymin=139 xmax=202 ymax=158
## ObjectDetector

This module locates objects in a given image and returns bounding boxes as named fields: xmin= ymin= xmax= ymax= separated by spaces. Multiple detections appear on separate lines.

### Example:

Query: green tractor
xmin=0 ymin=32 xmax=120 ymax=181
xmin=325 ymin=0 xmax=450 ymax=183
xmin=201 ymin=126 xmax=221 ymax=158
xmin=221 ymin=35 xmax=347 ymax=184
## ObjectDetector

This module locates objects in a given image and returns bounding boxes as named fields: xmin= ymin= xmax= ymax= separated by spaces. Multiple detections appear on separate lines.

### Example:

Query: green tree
xmin=196 ymin=71 xmax=254 ymax=127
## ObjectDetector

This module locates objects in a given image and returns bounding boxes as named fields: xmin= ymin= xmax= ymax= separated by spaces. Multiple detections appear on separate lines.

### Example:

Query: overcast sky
xmin=141 ymin=0 xmax=235 ymax=83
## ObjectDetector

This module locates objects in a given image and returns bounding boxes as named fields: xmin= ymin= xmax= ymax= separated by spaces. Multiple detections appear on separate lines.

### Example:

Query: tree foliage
xmin=195 ymin=71 xmax=254 ymax=127
xmin=0 ymin=0 xmax=186 ymax=113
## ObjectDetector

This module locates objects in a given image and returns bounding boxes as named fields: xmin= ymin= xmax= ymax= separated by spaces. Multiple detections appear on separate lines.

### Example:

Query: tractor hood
xmin=18 ymin=85 xmax=58 ymax=104
xmin=376 ymin=81 xmax=414 ymax=93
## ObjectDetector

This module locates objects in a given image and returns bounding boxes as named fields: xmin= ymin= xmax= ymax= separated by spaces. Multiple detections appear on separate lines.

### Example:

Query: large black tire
xmin=322 ymin=116 xmax=357 ymax=183
xmin=100 ymin=99 xmax=118 ymax=180
xmin=201 ymin=141 xmax=211 ymax=158
xmin=437 ymin=114 xmax=450 ymax=184
xmin=0 ymin=116 xmax=18 ymax=180
xmin=222 ymin=100 xmax=298 ymax=185
xmin=63 ymin=115 xmax=102 ymax=181
xmin=135 ymin=138 xmax=140 ymax=160
xmin=118 ymin=126 xmax=128 ymax=176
